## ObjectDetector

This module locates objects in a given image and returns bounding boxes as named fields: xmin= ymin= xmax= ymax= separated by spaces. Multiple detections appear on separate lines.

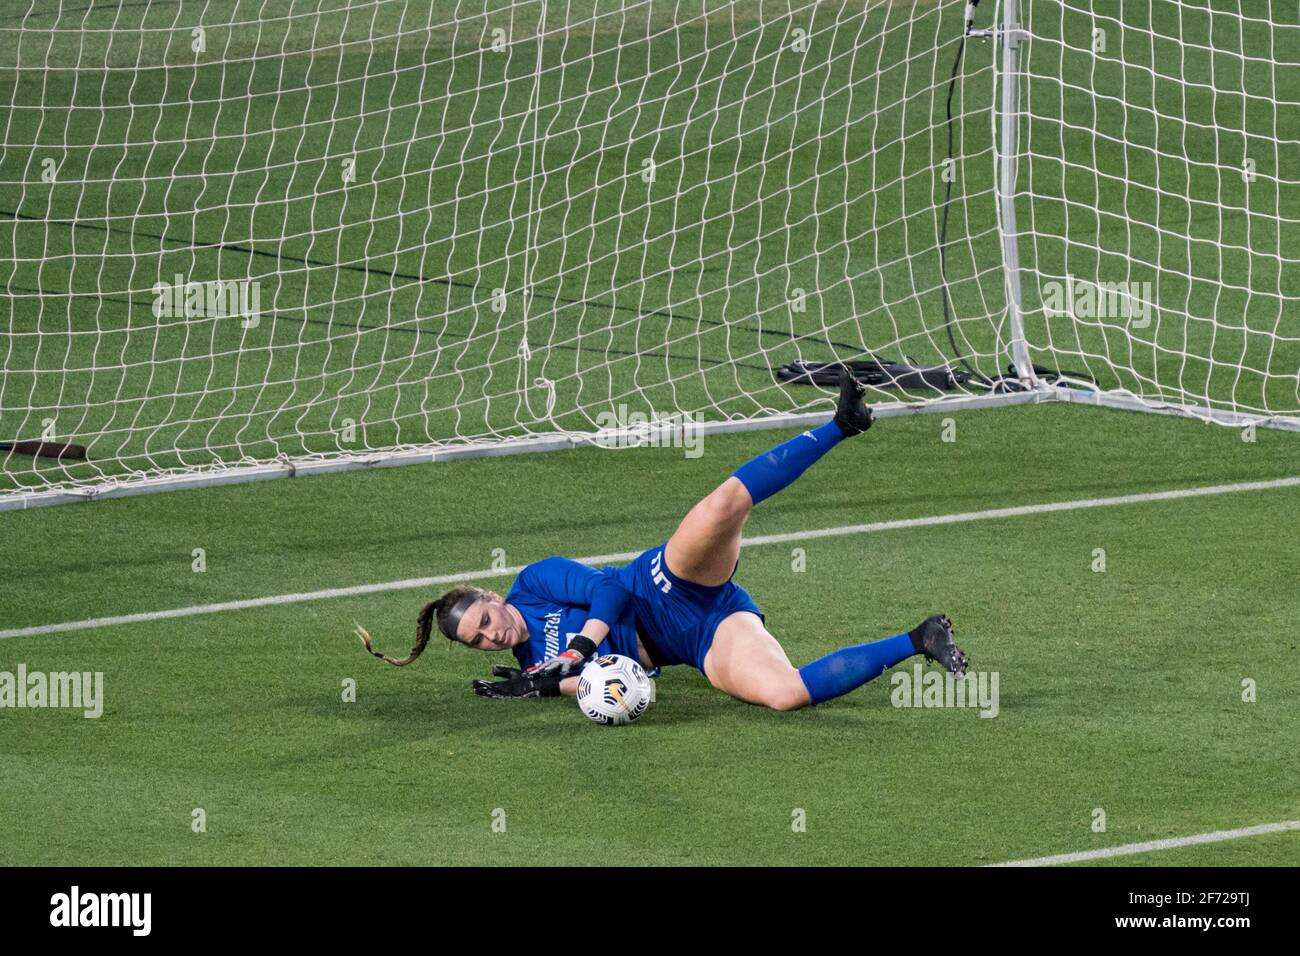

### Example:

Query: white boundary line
xmin=3 ymin=474 xmax=1298 ymax=641
xmin=988 ymin=820 xmax=1300 ymax=866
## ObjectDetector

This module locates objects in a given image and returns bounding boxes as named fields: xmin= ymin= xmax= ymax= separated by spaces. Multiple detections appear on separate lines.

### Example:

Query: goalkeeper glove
xmin=525 ymin=634 xmax=598 ymax=678
xmin=471 ymin=665 xmax=562 ymax=699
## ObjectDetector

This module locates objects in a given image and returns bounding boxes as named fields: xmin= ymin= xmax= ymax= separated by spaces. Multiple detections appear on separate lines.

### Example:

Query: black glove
xmin=471 ymin=665 xmax=562 ymax=699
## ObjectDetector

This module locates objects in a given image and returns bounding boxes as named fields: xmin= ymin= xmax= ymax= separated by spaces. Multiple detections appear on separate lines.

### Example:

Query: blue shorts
xmin=608 ymin=544 xmax=765 ymax=673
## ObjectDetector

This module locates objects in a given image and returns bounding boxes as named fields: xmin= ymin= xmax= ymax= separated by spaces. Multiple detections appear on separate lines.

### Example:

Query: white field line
xmin=3 ymin=474 xmax=1298 ymax=641
xmin=988 ymin=819 xmax=1300 ymax=866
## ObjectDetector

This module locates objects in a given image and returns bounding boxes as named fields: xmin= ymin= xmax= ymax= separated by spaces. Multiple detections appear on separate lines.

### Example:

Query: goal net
xmin=1013 ymin=0 xmax=1300 ymax=425
xmin=1 ymin=1 xmax=1295 ymax=508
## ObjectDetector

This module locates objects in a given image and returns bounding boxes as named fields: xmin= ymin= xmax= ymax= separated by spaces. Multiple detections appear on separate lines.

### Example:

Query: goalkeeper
xmin=357 ymin=369 xmax=968 ymax=709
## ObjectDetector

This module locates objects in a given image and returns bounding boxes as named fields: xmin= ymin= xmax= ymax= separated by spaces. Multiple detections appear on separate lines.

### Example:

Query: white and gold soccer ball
xmin=576 ymin=654 xmax=652 ymax=725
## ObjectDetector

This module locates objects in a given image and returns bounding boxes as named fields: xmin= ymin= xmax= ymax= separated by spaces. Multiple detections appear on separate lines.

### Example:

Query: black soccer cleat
xmin=909 ymin=613 xmax=968 ymax=677
xmin=833 ymin=365 xmax=874 ymax=437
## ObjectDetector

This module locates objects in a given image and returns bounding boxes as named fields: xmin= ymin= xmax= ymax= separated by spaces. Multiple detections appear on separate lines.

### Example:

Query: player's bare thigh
xmin=702 ymin=611 xmax=811 ymax=711
xmin=664 ymin=476 xmax=752 ymax=586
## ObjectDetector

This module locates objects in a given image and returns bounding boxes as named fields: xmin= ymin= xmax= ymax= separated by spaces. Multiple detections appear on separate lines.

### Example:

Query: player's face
xmin=454 ymin=594 xmax=524 ymax=651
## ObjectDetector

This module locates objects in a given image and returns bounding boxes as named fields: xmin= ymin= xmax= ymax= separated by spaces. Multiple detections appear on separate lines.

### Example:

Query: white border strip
xmin=0 ymin=391 xmax=1052 ymax=512
xmin=988 ymin=819 xmax=1300 ymax=866
xmin=6 ymin=384 xmax=1300 ymax=515
xmin=1055 ymin=386 xmax=1300 ymax=432
xmin=3 ymin=474 xmax=1298 ymax=641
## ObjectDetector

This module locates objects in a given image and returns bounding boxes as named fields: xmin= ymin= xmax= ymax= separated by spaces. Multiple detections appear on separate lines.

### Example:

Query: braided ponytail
xmin=354 ymin=587 xmax=483 ymax=666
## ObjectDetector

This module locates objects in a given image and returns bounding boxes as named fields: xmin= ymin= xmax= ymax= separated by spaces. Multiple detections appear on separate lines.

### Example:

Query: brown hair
xmin=354 ymin=586 xmax=483 ymax=666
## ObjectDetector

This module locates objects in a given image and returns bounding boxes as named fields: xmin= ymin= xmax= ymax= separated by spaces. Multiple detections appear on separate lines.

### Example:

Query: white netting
xmin=1012 ymin=0 xmax=1300 ymax=421
xmin=2 ymin=1 xmax=1294 ymax=507
xmin=1 ymin=0 xmax=1011 ymax=504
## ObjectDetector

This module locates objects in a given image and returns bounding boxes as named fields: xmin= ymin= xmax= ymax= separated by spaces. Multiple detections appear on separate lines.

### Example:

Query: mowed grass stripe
xmin=4 ymin=474 xmax=1298 ymax=640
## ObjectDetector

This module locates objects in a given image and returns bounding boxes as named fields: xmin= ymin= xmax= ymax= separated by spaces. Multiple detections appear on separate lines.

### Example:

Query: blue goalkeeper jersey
xmin=507 ymin=556 xmax=642 ymax=670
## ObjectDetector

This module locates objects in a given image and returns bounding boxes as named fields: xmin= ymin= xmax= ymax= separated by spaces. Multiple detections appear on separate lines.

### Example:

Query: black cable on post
xmin=938 ymin=2 xmax=992 ymax=387
xmin=939 ymin=2 xmax=1087 ymax=393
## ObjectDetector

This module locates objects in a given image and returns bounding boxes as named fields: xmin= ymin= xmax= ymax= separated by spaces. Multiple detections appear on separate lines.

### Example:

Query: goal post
xmin=1 ymin=1 xmax=1296 ymax=511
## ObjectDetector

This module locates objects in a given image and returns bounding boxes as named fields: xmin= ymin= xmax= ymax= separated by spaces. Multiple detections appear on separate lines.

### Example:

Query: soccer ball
xmin=576 ymin=655 xmax=652 ymax=725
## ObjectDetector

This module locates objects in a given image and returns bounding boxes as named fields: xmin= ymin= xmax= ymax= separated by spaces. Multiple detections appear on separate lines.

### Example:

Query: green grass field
xmin=2 ymin=402 xmax=1298 ymax=865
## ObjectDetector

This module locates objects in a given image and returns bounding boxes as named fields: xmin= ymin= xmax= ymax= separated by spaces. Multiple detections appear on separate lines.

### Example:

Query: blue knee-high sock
xmin=798 ymin=633 xmax=916 ymax=705
xmin=732 ymin=420 xmax=844 ymax=505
